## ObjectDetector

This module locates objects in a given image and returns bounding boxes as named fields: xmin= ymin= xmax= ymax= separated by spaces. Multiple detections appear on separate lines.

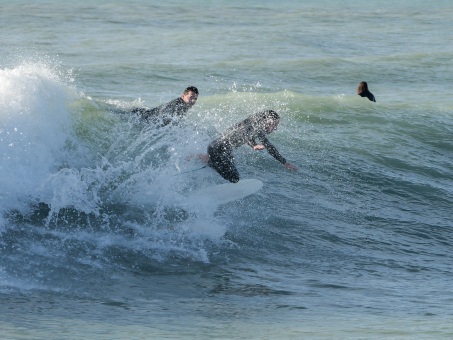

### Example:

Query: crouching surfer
xmin=197 ymin=110 xmax=297 ymax=183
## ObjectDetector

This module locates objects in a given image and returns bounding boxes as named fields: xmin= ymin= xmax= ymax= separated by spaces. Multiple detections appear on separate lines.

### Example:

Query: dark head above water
xmin=357 ymin=81 xmax=376 ymax=102
xmin=357 ymin=81 xmax=369 ymax=94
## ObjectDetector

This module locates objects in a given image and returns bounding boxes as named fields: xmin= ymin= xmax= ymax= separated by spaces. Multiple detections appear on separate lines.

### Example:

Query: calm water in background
xmin=1 ymin=1 xmax=453 ymax=339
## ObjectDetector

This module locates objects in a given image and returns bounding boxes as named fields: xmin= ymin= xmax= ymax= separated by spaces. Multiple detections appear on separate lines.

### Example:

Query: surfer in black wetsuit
xmin=132 ymin=86 xmax=199 ymax=126
xmin=200 ymin=110 xmax=297 ymax=183
xmin=357 ymin=81 xmax=376 ymax=102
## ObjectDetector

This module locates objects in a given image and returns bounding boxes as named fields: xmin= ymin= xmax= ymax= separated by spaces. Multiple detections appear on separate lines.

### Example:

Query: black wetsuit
xmin=207 ymin=113 xmax=287 ymax=183
xmin=359 ymin=90 xmax=376 ymax=102
xmin=132 ymin=97 xmax=190 ymax=126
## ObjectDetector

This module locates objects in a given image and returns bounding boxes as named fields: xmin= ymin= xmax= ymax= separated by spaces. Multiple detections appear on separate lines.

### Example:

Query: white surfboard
xmin=187 ymin=179 xmax=263 ymax=206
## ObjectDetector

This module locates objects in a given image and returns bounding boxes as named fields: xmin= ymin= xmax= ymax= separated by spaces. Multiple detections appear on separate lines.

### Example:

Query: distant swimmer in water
xmin=132 ymin=86 xmax=199 ymax=126
xmin=197 ymin=110 xmax=297 ymax=183
xmin=357 ymin=81 xmax=376 ymax=102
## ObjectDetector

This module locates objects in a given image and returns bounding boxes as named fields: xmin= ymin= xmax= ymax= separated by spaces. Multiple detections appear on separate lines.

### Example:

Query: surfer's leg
xmin=208 ymin=144 xmax=240 ymax=183
xmin=223 ymin=161 xmax=240 ymax=183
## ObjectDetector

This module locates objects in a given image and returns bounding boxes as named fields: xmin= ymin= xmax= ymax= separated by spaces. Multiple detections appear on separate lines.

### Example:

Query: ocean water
xmin=1 ymin=1 xmax=453 ymax=339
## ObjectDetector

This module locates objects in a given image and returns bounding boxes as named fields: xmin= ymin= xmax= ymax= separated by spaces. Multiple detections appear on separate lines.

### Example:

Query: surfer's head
xmin=261 ymin=110 xmax=280 ymax=133
xmin=182 ymin=86 xmax=199 ymax=107
xmin=357 ymin=81 xmax=369 ymax=95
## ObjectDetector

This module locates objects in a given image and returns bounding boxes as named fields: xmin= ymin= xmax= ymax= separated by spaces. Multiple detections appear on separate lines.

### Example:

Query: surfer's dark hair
xmin=358 ymin=81 xmax=369 ymax=92
xmin=262 ymin=110 xmax=279 ymax=121
xmin=251 ymin=110 xmax=280 ymax=128
xmin=184 ymin=86 xmax=199 ymax=95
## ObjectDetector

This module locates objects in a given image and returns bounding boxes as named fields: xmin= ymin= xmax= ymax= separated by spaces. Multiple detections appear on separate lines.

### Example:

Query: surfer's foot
xmin=198 ymin=154 xmax=210 ymax=163
xmin=186 ymin=153 xmax=210 ymax=163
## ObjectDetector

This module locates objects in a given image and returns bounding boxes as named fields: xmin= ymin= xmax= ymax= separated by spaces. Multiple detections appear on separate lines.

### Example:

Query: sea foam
xmin=0 ymin=63 xmax=75 ymax=215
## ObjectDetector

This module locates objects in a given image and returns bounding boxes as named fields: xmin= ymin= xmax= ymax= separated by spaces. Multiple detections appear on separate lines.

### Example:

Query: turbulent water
xmin=1 ymin=1 xmax=453 ymax=339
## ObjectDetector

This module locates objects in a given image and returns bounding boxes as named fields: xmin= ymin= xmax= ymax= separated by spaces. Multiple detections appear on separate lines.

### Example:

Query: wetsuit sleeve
xmin=247 ymin=131 xmax=258 ymax=147
xmin=244 ymin=124 xmax=260 ymax=148
xmin=133 ymin=98 xmax=189 ymax=126
xmin=257 ymin=132 xmax=287 ymax=164
xmin=132 ymin=107 xmax=159 ymax=121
